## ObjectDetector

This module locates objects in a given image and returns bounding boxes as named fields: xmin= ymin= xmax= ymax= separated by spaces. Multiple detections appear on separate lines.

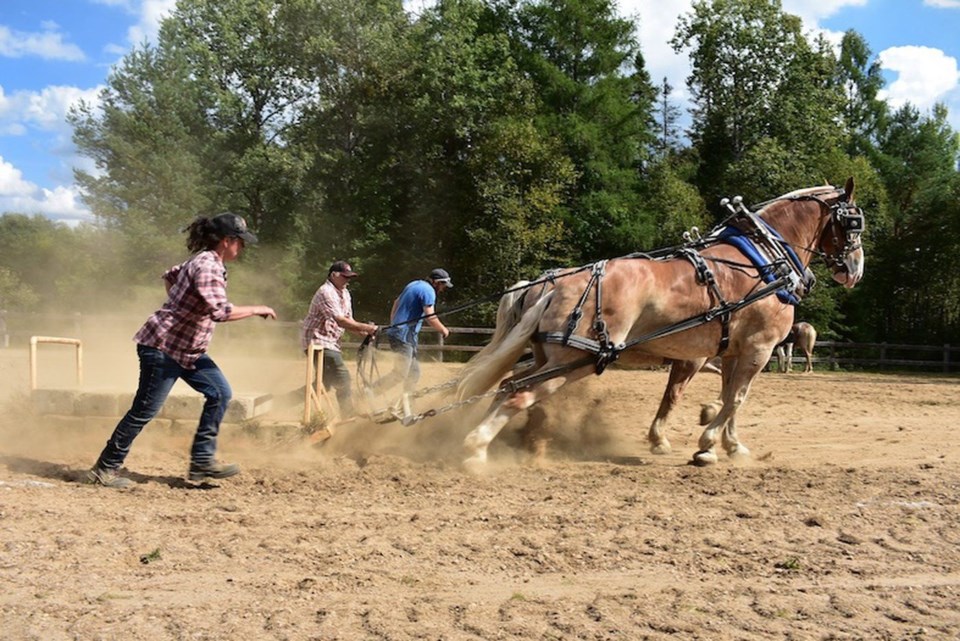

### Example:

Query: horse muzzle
xmin=831 ymin=250 xmax=864 ymax=288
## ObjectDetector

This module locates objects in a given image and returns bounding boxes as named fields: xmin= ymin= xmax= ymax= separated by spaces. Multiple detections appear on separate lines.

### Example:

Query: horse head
xmin=820 ymin=177 xmax=865 ymax=288
xmin=760 ymin=177 xmax=865 ymax=289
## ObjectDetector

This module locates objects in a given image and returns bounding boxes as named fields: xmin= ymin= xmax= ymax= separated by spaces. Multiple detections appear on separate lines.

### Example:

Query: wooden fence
xmin=1 ymin=311 xmax=957 ymax=373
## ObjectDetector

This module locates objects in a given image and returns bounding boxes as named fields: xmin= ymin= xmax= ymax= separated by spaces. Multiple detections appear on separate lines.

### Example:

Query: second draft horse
xmin=776 ymin=322 xmax=818 ymax=373
xmin=457 ymin=179 xmax=865 ymax=469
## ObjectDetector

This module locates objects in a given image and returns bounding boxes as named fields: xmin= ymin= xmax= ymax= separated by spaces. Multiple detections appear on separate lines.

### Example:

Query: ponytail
xmin=183 ymin=217 xmax=223 ymax=253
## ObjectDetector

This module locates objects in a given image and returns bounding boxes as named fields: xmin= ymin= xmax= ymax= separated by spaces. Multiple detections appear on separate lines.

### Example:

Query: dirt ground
xmin=1 ymin=344 xmax=959 ymax=641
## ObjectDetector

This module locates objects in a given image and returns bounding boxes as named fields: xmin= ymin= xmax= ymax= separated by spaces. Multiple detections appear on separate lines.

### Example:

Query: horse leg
xmin=699 ymin=356 xmax=735 ymax=426
xmin=803 ymin=347 xmax=813 ymax=373
xmin=785 ymin=343 xmax=795 ymax=373
xmin=648 ymin=358 xmax=706 ymax=455
xmin=775 ymin=346 xmax=786 ymax=373
xmin=462 ymin=368 xmax=590 ymax=471
xmin=519 ymin=405 xmax=550 ymax=466
xmin=693 ymin=356 xmax=763 ymax=466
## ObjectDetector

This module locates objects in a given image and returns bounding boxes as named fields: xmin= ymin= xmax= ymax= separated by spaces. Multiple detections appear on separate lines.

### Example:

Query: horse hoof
xmin=462 ymin=455 xmax=488 ymax=475
xmin=727 ymin=445 xmax=751 ymax=460
xmin=692 ymin=450 xmax=718 ymax=466
xmin=650 ymin=442 xmax=672 ymax=455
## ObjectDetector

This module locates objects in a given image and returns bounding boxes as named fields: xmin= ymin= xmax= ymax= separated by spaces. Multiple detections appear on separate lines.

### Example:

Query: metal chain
xmin=410 ymin=377 xmax=460 ymax=399
xmin=396 ymin=387 xmax=502 ymax=426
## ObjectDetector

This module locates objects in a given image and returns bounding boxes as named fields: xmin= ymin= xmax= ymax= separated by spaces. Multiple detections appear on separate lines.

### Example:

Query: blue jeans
xmin=95 ymin=344 xmax=232 ymax=470
xmin=374 ymin=336 xmax=420 ymax=393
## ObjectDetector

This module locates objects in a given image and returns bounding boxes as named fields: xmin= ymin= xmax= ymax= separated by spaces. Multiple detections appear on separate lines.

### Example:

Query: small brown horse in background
xmin=457 ymin=179 xmax=865 ymax=469
xmin=776 ymin=322 xmax=817 ymax=373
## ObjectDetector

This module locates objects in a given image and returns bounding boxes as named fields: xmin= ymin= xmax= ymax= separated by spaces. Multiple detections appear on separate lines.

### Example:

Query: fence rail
xmin=0 ymin=311 xmax=956 ymax=373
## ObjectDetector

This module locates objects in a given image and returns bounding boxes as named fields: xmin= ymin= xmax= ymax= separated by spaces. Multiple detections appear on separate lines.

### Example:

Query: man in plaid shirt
xmin=299 ymin=261 xmax=378 ymax=417
xmin=86 ymin=213 xmax=276 ymax=489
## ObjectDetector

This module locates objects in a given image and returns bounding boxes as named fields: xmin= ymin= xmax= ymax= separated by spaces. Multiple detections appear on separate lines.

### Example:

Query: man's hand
xmin=258 ymin=306 xmax=277 ymax=319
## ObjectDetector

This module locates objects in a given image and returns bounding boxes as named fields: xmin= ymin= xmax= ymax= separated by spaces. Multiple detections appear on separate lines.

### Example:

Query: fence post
xmin=880 ymin=342 xmax=887 ymax=370
xmin=945 ymin=344 xmax=951 ymax=373
xmin=829 ymin=343 xmax=837 ymax=371
xmin=438 ymin=331 xmax=445 ymax=363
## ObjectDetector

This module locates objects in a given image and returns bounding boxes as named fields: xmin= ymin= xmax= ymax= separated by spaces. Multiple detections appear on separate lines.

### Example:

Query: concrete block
xmin=32 ymin=389 xmax=77 ymax=415
xmin=76 ymin=392 xmax=120 ymax=417
xmin=169 ymin=419 xmax=194 ymax=435
xmin=160 ymin=394 xmax=204 ymax=420
xmin=82 ymin=416 xmax=119 ymax=433
xmin=224 ymin=394 xmax=273 ymax=422
xmin=41 ymin=415 xmax=85 ymax=431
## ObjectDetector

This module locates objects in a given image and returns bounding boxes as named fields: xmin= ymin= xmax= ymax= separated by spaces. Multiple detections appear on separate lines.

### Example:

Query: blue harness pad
xmin=715 ymin=222 xmax=804 ymax=305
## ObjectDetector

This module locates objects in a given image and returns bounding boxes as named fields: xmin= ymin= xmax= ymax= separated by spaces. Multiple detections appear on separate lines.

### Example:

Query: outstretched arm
xmin=336 ymin=314 xmax=377 ymax=336
xmin=227 ymin=305 xmax=277 ymax=321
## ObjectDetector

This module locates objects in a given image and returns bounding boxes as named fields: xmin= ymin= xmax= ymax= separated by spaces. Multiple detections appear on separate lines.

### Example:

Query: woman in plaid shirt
xmin=86 ymin=213 xmax=276 ymax=488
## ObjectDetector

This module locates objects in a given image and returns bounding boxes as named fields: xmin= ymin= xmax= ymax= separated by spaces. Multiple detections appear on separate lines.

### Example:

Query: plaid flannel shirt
xmin=300 ymin=279 xmax=352 ymax=352
xmin=134 ymin=250 xmax=233 ymax=369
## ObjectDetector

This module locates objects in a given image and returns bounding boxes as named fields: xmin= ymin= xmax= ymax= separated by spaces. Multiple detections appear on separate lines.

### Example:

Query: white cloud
xmin=924 ymin=1 xmax=960 ymax=8
xmin=0 ymin=24 xmax=85 ymax=61
xmin=0 ymin=155 xmax=92 ymax=223
xmin=0 ymin=84 xmax=102 ymax=134
xmin=624 ymin=0 xmax=693 ymax=100
xmin=780 ymin=0 xmax=868 ymax=25
xmin=126 ymin=0 xmax=178 ymax=46
xmin=0 ymin=85 xmax=101 ymax=221
xmin=0 ymin=156 xmax=35 ymax=197
xmin=877 ymin=46 xmax=960 ymax=110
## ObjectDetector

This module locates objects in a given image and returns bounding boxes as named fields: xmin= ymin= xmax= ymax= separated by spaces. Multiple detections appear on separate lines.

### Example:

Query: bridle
xmin=773 ymin=192 xmax=865 ymax=272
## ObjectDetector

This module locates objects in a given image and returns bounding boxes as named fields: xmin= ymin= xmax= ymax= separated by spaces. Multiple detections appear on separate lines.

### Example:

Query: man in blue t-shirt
xmin=376 ymin=269 xmax=453 ymax=412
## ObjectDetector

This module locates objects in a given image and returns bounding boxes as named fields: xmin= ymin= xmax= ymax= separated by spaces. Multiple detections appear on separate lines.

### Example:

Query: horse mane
xmin=757 ymin=185 xmax=841 ymax=213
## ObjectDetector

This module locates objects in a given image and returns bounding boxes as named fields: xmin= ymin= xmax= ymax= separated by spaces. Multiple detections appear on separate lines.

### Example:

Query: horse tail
xmin=457 ymin=290 xmax=553 ymax=401
xmin=473 ymin=280 xmax=531 ymax=361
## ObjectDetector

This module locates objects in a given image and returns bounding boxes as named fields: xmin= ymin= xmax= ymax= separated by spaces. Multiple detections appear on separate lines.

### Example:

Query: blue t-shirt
xmin=385 ymin=280 xmax=436 ymax=346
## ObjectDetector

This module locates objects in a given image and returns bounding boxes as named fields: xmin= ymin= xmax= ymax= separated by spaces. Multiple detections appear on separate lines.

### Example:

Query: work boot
xmin=85 ymin=466 xmax=134 ymax=489
xmin=188 ymin=461 xmax=240 ymax=482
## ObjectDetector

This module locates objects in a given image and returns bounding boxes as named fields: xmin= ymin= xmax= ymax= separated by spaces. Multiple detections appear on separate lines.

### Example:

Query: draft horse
xmin=457 ymin=179 xmax=865 ymax=469
xmin=775 ymin=322 xmax=818 ymax=373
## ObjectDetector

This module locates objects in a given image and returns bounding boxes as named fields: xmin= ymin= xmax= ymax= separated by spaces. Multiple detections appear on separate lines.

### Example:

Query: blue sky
xmin=2 ymin=0 xmax=959 ymax=225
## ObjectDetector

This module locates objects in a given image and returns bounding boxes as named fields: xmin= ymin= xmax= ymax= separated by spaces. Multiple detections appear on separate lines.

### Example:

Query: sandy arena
xmin=1 ymin=341 xmax=959 ymax=640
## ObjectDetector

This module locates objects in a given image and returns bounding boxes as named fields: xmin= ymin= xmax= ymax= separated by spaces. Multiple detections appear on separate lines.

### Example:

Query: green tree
xmin=69 ymin=44 xmax=213 ymax=279
xmin=508 ymin=0 xmax=658 ymax=260
xmin=865 ymin=104 xmax=960 ymax=343
xmin=0 ymin=267 xmax=39 ymax=311
xmin=672 ymin=0 xmax=843 ymax=202
xmin=653 ymin=76 xmax=683 ymax=157
xmin=835 ymin=30 xmax=887 ymax=157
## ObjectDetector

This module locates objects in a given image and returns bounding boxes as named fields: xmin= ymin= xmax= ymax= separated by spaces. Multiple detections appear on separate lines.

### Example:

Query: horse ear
xmin=843 ymin=176 xmax=855 ymax=201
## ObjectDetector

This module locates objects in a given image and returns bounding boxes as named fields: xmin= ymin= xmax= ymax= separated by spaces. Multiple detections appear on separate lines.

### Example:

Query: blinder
xmin=827 ymin=200 xmax=865 ymax=267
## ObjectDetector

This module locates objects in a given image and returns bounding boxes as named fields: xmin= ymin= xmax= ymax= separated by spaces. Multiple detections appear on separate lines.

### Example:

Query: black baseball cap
xmin=211 ymin=212 xmax=258 ymax=245
xmin=430 ymin=268 xmax=453 ymax=287
xmin=329 ymin=261 xmax=358 ymax=277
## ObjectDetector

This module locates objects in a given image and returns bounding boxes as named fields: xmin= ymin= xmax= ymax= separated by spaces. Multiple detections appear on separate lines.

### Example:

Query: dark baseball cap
xmin=430 ymin=268 xmax=453 ymax=287
xmin=329 ymin=261 xmax=358 ymax=277
xmin=211 ymin=212 xmax=258 ymax=245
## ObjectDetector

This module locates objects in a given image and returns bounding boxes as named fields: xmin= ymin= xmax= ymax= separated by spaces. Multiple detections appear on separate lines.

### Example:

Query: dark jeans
xmin=374 ymin=336 xmax=420 ymax=394
xmin=95 ymin=344 xmax=232 ymax=470
xmin=317 ymin=348 xmax=353 ymax=416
